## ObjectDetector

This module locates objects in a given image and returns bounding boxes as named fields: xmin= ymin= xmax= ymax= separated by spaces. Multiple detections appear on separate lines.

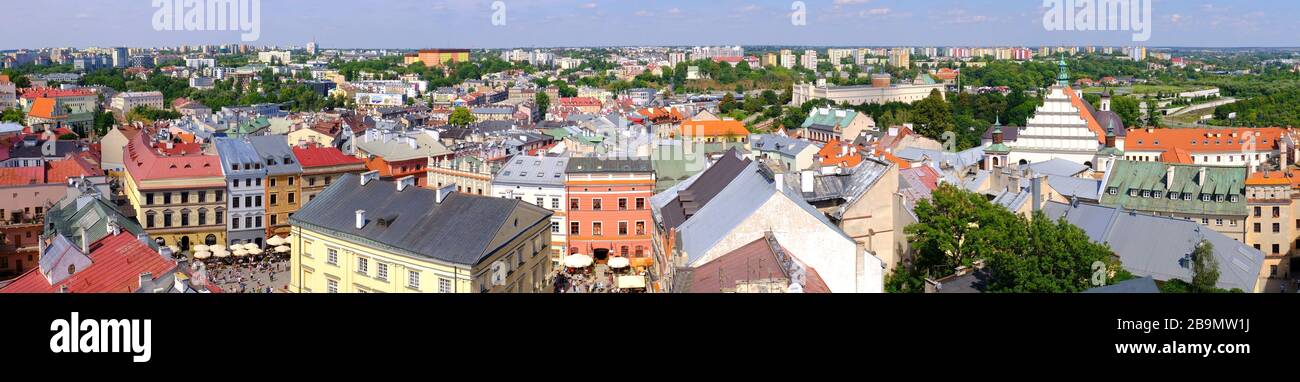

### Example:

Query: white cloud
xmin=634 ymin=10 xmax=654 ymax=17
xmin=667 ymin=7 xmax=682 ymax=15
xmin=834 ymin=0 xmax=872 ymax=5
xmin=862 ymin=7 xmax=890 ymax=16
xmin=580 ymin=2 xmax=597 ymax=9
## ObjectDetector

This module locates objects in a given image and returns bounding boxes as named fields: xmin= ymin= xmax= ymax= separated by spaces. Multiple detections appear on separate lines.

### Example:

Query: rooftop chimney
xmin=359 ymin=170 xmax=380 ymax=186
xmin=1198 ymin=167 xmax=1207 ymax=186
xmin=355 ymin=210 xmax=367 ymax=229
xmin=1166 ymin=166 xmax=1175 ymax=187
xmin=138 ymin=272 xmax=153 ymax=290
xmin=801 ymin=171 xmax=815 ymax=193
xmin=774 ymin=173 xmax=785 ymax=192
xmin=395 ymin=175 xmax=416 ymax=191
xmin=435 ymin=184 xmax=456 ymax=203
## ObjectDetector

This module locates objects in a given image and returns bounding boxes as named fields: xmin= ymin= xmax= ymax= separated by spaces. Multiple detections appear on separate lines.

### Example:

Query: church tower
xmin=1094 ymin=118 xmax=1125 ymax=173
xmin=984 ymin=117 xmax=1010 ymax=170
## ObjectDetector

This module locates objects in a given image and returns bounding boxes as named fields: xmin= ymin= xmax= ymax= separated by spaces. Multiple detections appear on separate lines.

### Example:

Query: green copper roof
xmin=800 ymin=107 xmax=858 ymax=129
xmin=1099 ymin=160 xmax=1246 ymax=217
xmin=1057 ymin=55 xmax=1070 ymax=87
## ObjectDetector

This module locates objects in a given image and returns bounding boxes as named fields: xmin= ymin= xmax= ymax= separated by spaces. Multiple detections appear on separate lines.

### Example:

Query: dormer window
xmin=1183 ymin=193 xmax=1192 ymax=201
xmin=1108 ymin=187 xmax=1118 ymax=195
xmin=1169 ymin=192 xmax=1179 ymax=200
xmin=1230 ymin=195 xmax=1240 ymax=203
xmin=1201 ymin=194 xmax=1211 ymax=202
xmin=1128 ymin=189 xmax=1138 ymax=197
xmin=1215 ymin=195 xmax=1224 ymax=202
xmin=1141 ymin=190 xmax=1151 ymax=198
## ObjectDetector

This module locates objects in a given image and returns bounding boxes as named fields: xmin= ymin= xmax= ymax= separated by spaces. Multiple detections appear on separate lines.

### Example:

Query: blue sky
xmin=2 ymin=0 xmax=1297 ymax=49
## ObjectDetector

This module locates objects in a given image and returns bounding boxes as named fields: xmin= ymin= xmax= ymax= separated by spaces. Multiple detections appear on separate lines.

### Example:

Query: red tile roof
xmin=1125 ymin=127 xmax=1285 ymax=155
xmin=0 ymin=233 xmax=176 ymax=293
xmin=559 ymin=97 xmax=602 ymax=107
xmin=293 ymin=144 xmax=364 ymax=168
xmin=678 ymin=119 xmax=748 ymax=137
xmin=28 ymin=97 xmax=61 ymax=119
xmin=18 ymin=87 xmax=95 ymax=100
xmin=818 ymin=139 xmax=863 ymax=168
xmin=0 ymin=167 xmax=44 ymax=186
xmin=124 ymin=132 xmax=223 ymax=184
xmin=46 ymin=154 xmax=101 ymax=183
xmin=686 ymin=237 xmax=830 ymax=293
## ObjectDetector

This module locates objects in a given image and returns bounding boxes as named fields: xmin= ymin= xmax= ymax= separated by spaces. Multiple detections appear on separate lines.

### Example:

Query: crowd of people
xmin=203 ymin=256 xmax=290 ymax=293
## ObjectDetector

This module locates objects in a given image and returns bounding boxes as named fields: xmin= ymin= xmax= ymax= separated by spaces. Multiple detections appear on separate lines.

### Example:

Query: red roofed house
xmin=18 ymin=88 xmax=97 ymax=136
xmin=817 ymin=139 xmax=864 ymax=169
xmin=122 ymin=130 xmax=228 ymax=251
xmin=558 ymin=97 xmax=603 ymax=114
xmin=293 ymin=143 xmax=368 ymax=203
xmin=1123 ymin=127 xmax=1291 ymax=167
xmin=0 ymin=230 xmax=219 ymax=293
xmin=675 ymin=119 xmax=749 ymax=144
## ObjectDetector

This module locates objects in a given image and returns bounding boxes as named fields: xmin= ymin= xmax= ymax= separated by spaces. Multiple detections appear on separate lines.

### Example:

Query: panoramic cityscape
xmin=0 ymin=0 xmax=1298 ymax=297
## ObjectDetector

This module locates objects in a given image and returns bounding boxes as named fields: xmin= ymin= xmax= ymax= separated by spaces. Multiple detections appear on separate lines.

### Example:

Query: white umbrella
xmin=193 ymin=251 xmax=211 ymax=259
xmin=246 ymin=248 xmax=263 ymax=255
xmin=192 ymin=244 xmax=209 ymax=252
xmin=209 ymin=244 xmax=226 ymax=253
xmin=564 ymin=254 xmax=593 ymax=268
xmin=232 ymin=249 xmax=248 ymax=257
xmin=607 ymin=256 xmax=630 ymax=269
xmin=275 ymin=245 xmax=291 ymax=253
xmin=266 ymin=236 xmax=286 ymax=246
xmin=242 ymin=243 xmax=260 ymax=251
xmin=213 ymin=249 xmax=231 ymax=258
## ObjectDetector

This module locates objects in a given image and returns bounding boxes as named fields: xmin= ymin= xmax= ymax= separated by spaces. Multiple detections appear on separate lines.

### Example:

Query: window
xmin=1271 ymin=265 xmax=1279 ymax=277
xmin=163 ymin=211 xmax=173 ymax=227
xmin=552 ymin=221 xmax=561 ymax=234
xmin=308 ymin=177 xmax=317 ymax=186
xmin=255 ymin=195 xmax=262 ymax=207
xmin=327 ymin=248 xmax=338 ymax=265
xmin=146 ymin=213 xmax=155 ymax=228
xmin=1274 ymin=207 xmax=1281 ymax=218
xmin=1272 ymin=244 xmax=1281 ymax=254
xmin=570 ymin=221 xmax=580 ymax=235
xmin=593 ymin=198 xmax=602 ymax=211
xmin=147 ymin=193 xmax=154 ymax=205
xmin=1215 ymin=219 xmax=1223 ymax=226
xmin=232 ymin=217 xmax=240 ymax=229
xmin=245 ymin=216 xmax=253 ymax=229
xmin=1273 ymin=223 xmax=1281 ymax=233
xmin=288 ymin=193 xmax=295 ymax=204
xmin=407 ymin=270 xmax=421 ymax=289
xmin=592 ymin=222 xmax=602 ymax=236
xmin=255 ymin=215 xmax=262 ymax=228
xmin=198 ymin=191 xmax=206 ymax=203
xmin=1254 ymin=223 xmax=1262 ymax=233
xmin=635 ymin=221 xmax=646 ymax=235
xmin=270 ymin=194 xmax=277 ymax=205
xmin=270 ymin=178 xmax=276 ymax=187
xmin=180 ymin=210 xmax=190 ymax=226
xmin=357 ymin=257 xmax=369 ymax=275
xmin=376 ymin=262 xmax=388 ymax=281
xmin=216 ymin=210 xmax=224 ymax=224
xmin=551 ymin=198 xmax=560 ymax=209
xmin=326 ymin=278 xmax=338 ymax=293
xmin=618 ymin=198 xmax=627 ymax=210
xmin=198 ymin=209 xmax=207 ymax=225
xmin=438 ymin=278 xmax=451 ymax=293
xmin=619 ymin=222 xmax=628 ymax=236
xmin=570 ymin=198 xmax=579 ymax=210
xmin=215 ymin=190 xmax=223 ymax=201
xmin=164 ymin=193 xmax=172 ymax=204
xmin=288 ymin=177 xmax=294 ymax=185
xmin=536 ymin=197 xmax=544 ymax=207
xmin=635 ymin=198 xmax=645 ymax=210
xmin=270 ymin=214 xmax=278 ymax=226
xmin=1108 ymin=187 xmax=1118 ymax=195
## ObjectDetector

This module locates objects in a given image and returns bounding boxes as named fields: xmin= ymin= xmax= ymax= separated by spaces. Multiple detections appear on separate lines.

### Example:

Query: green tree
xmin=1190 ymin=240 xmax=1220 ymax=293
xmin=449 ymin=106 xmax=475 ymax=127
xmin=1144 ymin=99 xmax=1162 ymax=127
xmin=1111 ymin=95 xmax=1142 ymax=128
xmin=911 ymin=89 xmax=955 ymax=140
xmin=719 ymin=92 xmax=737 ymax=114
xmin=0 ymin=108 xmax=24 ymax=124
xmin=535 ymin=92 xmax=551 ymax=117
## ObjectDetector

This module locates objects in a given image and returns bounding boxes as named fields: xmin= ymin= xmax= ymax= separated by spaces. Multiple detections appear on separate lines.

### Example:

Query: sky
xmin=2 ymin=0 xmax=1297 ymax=50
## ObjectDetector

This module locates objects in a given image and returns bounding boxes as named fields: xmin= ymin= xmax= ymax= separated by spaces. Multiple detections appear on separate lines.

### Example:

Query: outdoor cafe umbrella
xmin=210 ymin=244 xmax=226 ymax=253
xmin=246 ymin=247 xmax=263 ymax=255
xmin=232 ymin=249 xmax=248 ymax=257
xmin=607 ymin=256 xmax=630 ymax=269
xmin=266 ymin=235 xmax=286 ymax=246
xmin=242 ymin=243 xmax=260 ymax=251
xmin=274 ymin=245 xmax=291 ymax=253
xmin=213 ymin=249 xmax=231 ymax=258
xmin=564 ymin=254 xmax=593 ymax=268
xmin=192 ymin=244 xmax=209 ymax=252
xmin=193 ymin=251 xmax=211 ymax=260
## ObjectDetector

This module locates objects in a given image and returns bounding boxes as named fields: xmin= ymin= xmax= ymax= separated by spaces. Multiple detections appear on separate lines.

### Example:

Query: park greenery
xmin=887 ymin=184 xmax=1127 ymax=293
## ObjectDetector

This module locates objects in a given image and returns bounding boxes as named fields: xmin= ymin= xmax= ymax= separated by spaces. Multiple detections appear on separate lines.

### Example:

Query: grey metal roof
xmin=1025 ymin=158 xmax=1089 ymax=177
xmin=1046 ymin=175 xmax=1101 ymax=201
xmin=660 ymin=149 xmax=751 ymax=231
xmin=675 ymin=160 xmax=850 ymax=264
xmin=494 ymin=154 xmax=568 ymax=187
xmin=290 ymin=173 xmax=552 ymax=266
xmin=1082 ymin=276 xmax=1160 ymax=293
xmin=247 ymin=135 xmax=303 ymax=176
xmin=566 ymin=157 xmax=653 ymax=174
xmin=213 ymin=137 xmax=265 ymax=177
xmin=894 ymin=146 xmax=985 ymax=171
xmin=1041 ymin=201 xmax=1264 ymax=292
xmin=750 ymin=133 xmax=813 ymax=157
xmin=782 ymin=157 xmax=892 ymax=219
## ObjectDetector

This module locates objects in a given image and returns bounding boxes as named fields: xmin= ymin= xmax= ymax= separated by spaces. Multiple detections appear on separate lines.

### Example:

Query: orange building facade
xmin=564 ymin=158 xmax=656 ymax=263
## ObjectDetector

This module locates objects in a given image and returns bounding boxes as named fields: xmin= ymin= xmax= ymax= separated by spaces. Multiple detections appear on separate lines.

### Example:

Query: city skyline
xmin=2 ymin=0 xmax=1298 ymax=50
